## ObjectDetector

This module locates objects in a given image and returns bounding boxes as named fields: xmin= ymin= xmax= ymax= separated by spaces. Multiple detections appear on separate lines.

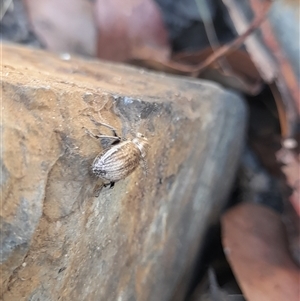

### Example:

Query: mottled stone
xmin=0 ymin=43 xmax=247 ymax=301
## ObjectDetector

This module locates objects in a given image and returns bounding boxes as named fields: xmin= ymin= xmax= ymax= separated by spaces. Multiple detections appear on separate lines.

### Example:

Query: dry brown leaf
xmin=222 ymin=202 xmax=300 ymax=301
xmin=24 ymin=0 xmax=96 ymax=56
xmin=94 ymin=0 xmax=170 ymax=62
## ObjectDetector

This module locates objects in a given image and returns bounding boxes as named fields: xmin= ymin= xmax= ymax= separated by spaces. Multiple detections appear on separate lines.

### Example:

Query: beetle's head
xmin=133 ymin=133 xmax=149 ymax=157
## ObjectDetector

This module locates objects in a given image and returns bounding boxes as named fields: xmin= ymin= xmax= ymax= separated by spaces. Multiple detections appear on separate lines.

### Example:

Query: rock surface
xmin=1 ymin=43 xmax=247 ymax=301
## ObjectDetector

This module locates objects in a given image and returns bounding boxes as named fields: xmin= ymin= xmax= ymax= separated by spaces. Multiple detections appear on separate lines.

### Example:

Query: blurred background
xmin=1 ymin=0 xmax=299 ymax=300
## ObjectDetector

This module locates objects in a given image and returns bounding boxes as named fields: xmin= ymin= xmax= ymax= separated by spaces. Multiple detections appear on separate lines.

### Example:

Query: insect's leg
xmin=103 ymin=182 xmax=115 ymax=189
xmin=86 ymin=114 xmax=121 ymax=139
xmin=84 ymin=127 xmax=99 ymax=138
xmin=95 ymin=110 xmax=122 ymax=140
xmin=98 ymin=122 xmax=120 ymax=139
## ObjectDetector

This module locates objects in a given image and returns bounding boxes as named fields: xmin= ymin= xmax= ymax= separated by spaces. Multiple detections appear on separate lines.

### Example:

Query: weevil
xmin=86 ymin=123 xmax=149 ymax=188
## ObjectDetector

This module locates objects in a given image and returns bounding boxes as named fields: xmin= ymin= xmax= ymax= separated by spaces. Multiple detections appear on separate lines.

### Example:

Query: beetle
xmin=86 ymin=122 xmax=149 ymax=188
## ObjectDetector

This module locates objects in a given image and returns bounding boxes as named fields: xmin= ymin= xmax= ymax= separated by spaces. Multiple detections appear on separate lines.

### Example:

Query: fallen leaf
xmin=94 ymin=0 xmax=170 ymax=62
xmin=221 ymin=202 xmax=300 ymax=301
xmin=24 ymin=0 xmax=96 ymax=56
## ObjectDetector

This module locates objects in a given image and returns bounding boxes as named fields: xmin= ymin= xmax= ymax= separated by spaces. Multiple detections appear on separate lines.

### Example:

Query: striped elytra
xmin=91 ymin=133 xmax=149 ymax=184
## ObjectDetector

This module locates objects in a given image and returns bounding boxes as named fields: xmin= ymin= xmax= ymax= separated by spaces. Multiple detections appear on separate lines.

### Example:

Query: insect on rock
xmin=86 ymin=122 xmax=149 ymax=188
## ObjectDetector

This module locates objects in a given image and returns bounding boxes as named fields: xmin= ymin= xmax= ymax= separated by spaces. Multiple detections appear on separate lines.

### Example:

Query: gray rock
xmin=0 ymin=43 xmax=247 ymax=301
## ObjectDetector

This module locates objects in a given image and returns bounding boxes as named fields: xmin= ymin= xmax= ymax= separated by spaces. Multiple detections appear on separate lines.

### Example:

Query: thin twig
xmin=192 ymin=1 xmax=272 ymax=77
